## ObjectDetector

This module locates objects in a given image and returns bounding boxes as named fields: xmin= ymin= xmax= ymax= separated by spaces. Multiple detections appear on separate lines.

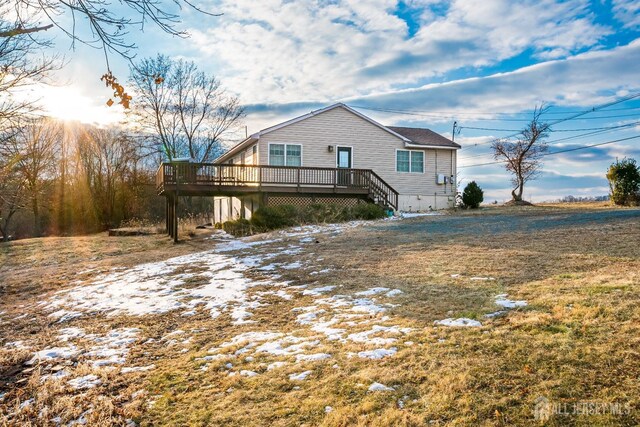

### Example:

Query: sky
xmin=35 ymin=0 xmax=640 ymax=202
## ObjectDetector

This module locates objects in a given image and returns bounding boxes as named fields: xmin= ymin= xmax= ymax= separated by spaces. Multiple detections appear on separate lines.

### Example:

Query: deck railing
xmin=156 ymin=163 xmax=398 ymax=209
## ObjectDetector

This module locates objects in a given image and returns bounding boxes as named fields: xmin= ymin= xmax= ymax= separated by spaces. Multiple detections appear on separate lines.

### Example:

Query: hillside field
xmin=1 ymin=204 xmax=639 ymax=426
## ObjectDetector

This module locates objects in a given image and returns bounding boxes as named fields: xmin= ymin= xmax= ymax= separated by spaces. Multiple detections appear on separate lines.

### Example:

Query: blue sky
xmin=40 ymin=0 xmax=640 ymax=202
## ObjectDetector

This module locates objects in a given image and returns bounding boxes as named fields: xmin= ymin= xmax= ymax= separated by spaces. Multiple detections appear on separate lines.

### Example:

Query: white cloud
xmin=185 ymin=0 xmax=609 ymax=106
xmin=613 ymin=0 xmax=640 ymax=29
xmin=349 ymin=38 xmax=640 ymax=120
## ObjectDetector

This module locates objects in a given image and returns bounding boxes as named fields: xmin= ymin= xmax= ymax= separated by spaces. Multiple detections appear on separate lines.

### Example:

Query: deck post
xmin=172 ymin=194 xmax=178 ymax=243
xmin=167 ymin=196 xmax=173 ymax=238
xmin=164 ymin=196 xmax=172 ymax=236
xmin=166 ymin=197 xmax=170 ymax=237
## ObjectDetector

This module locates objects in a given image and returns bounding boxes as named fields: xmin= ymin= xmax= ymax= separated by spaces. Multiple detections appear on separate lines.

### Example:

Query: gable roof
xmin=387 ymin=126 xmax=461 ymax=149
xmin=214 ymin=103 xmax=459 ymax=163
xmin=257 ymin=103 xmax=411 ymax=142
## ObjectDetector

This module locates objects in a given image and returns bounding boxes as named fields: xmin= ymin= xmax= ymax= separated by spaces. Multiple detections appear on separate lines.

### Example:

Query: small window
xmin=269 ymin=144 xmax=301 ymax=166
xmin=411 ymin=151 xmax=424 ymax=173
xmin=269 ymin=144 xmax=285 ymax=166
xmin=397 ymin=149 xmax=424 ymax=173
xmin=252 ymin=145 xmax=257 ymax=155
xmin=396 ymin=150 xmax=410 ymax=172
xmin=228 ymin=158 xmax=234 ymax=165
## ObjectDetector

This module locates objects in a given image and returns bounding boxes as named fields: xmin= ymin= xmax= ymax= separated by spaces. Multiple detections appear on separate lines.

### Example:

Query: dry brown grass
xmin=1 ymin=204 xmax=639 ymax=426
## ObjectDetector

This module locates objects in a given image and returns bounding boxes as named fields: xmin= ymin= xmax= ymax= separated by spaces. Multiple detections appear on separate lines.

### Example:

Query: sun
xmin=36 ymin=84 xmax=125 ymax=125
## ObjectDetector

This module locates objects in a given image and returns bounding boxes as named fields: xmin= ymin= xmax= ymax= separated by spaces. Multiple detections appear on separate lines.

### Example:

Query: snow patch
xmin=295 ymin=353 xmax=332 ymax=362
xmin=57 ymin=327 xmax=85 ymax=341
xmin=43 ymin=250 xmax=279 ymax=322
xmin=68 ymin=374 xmax=101 ymax=389
xmin=355 ymin=287 xmax=389 ymax=296
xmin=435 ymin=318 xmax=482 ymax=327
xmin=289 ymin=370 xmax=313 ymax=381
xmin=216 ymin=238 xmax=282 ymax=252
xmin=357 ymin=347 xmax=397 ymax=359
xmin=28 ymin=346 xmax=78 ymax=364
xmin=368 ymin=382 xmax=394 ymax=392
xmin=267 ymin=361 xmax=287 ymax=370
xmin=494 ymin=294 xmax=527 ymax=309
xmin=122 ymin=365 xmax=156 ymax=373
xmin=302 ymin=286 xmax=336 ymax=296
xmin=400 ymin=212 xmax=442 ymax=218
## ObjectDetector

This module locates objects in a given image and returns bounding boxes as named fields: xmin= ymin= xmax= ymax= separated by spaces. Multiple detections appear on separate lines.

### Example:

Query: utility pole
xmin=452 ymin=121 xmax=457 ymax=143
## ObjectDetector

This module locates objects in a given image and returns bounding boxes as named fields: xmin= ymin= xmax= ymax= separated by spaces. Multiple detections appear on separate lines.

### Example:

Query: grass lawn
xmin=1 ymin=204 xmax=639 ymax=426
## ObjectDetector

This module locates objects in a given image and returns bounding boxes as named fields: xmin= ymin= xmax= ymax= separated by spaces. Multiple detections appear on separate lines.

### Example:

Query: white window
xmin=411 ymin=151 xmax=424 ymax=173
xmin=286 ymin=145 xmax=302 ymax=166
xmin=396 ymin=150 xmax=410 ymax=172
xmin=397 ymin=149 xmax=424 ymax=173
xmin=269 ymin=144 xmax=285 ymax=166
xmin=269 ymin=144 xmax=302 ymax=166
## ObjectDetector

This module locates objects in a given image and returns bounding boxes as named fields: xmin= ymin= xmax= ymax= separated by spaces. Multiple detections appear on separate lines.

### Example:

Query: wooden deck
xmin=156 ymin=162 xmax=399 ymax=241
xmin=156 ymin=163 xmax=398 ymax=207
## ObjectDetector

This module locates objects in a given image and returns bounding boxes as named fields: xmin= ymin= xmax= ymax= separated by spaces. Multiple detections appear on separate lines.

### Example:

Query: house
xmin=210 ymin=103 xmax=460 ymax=223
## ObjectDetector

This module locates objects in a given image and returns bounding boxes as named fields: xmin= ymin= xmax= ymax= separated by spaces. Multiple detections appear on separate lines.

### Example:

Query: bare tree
xmin=0 ymin=156 xmax=27 ymax=241
xmin=1 ymin=1 xmax=221 ymax=110
xmin=129 ymin=55 xmax=244 ymax=162
xmin=4 ymin=118 xmax=61 ymax=235
xmin=0 ymin=5 xmax=60 ymax=128
xmin=491 ymin=105 xmax=550 ymax=203
xmin=1 ymin=0 xmax=219 ymax=61
xmin=77 ymin=126 xmax=139 ymax=228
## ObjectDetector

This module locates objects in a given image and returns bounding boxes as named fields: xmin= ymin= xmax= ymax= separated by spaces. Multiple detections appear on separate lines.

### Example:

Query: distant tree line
xmin=0 ymin=120 xmax=161 ymax=240
xmin=559 ymin=195 xmax=610 ymax=203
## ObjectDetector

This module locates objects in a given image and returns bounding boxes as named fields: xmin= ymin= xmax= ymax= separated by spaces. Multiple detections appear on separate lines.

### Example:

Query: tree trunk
xmin=58 ymin=154 xmax=66 ymax=234
xmin=1 ymin=211 xmax=16 ymax=242
xmin=32 ymin=194 xmax=40 ymax=236
xmin=512 ymin=174 xmax=525 ymax=202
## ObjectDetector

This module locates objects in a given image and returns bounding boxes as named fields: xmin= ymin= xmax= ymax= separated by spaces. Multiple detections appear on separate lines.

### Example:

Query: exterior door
xmin=336 ymin=147 xmax=352 ymax=186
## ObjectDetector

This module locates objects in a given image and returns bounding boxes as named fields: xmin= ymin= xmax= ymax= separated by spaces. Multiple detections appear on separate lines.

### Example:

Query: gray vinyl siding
xmin=257 ymin=106 xmax=456 ymax=205
xmin=227 ymin=143 xmax=258 ymax=165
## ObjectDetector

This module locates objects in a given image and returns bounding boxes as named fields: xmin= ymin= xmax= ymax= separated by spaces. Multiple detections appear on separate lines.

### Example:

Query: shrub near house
xmin=222 ymin=203 xmax=386 ymax=236
xmin=461 ymin=181 xmax=484 ymax=209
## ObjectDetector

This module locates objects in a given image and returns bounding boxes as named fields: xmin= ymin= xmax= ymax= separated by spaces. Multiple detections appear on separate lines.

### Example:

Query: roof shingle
xmin=387 ymin=126 xmax=461 ymax=148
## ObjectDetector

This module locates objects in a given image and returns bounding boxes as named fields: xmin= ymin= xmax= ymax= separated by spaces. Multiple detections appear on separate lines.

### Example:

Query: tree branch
xmin=0 ymin=24 xmax=54 ymax=38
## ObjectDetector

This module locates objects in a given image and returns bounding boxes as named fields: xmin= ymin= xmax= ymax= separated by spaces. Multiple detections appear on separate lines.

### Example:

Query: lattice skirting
xmin=266 ymin=195 xmax=366 ymax=209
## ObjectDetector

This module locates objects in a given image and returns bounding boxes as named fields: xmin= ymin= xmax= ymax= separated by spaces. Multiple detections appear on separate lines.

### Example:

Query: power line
xmin=458 ymin=92 xmax=640 ymax=152
xmin=459 ymin=126 xmax=521 ymax=132
xmin=460 ymin=121 xmax=640 ymax=133
xmin=457 ymin=121 xmax=640 ymax=161
xmin=350 ymin=104 xmax=640 ymax=118
xmin=458 ymin=135 xmax=640 ymax=169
